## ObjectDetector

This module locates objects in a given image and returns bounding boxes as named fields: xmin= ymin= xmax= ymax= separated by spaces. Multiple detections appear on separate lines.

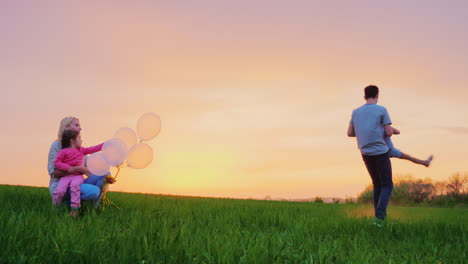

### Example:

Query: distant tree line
xmin=358 ymin=173 xmax=468 ymax=207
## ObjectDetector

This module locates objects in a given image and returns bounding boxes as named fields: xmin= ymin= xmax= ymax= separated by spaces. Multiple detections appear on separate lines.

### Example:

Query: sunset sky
xmin=1 ymin=1 xmax=468 ymax=199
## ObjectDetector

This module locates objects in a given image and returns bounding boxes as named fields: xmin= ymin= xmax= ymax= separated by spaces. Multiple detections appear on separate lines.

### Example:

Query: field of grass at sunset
xmin=1 ymin=185 xmax=466 ymax=263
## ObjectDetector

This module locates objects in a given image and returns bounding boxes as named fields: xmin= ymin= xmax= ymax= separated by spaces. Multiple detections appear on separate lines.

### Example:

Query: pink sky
xmin=1 ymin=1 xmax=468 ymax=199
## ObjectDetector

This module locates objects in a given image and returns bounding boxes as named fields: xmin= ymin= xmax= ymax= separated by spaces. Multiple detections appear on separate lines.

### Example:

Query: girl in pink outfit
xmin=53 ymin=130 xmax=103 ymax=217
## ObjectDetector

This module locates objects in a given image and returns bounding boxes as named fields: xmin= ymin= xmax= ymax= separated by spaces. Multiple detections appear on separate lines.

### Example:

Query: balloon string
xmin=114 ymin=166 xmax=121 ymax=180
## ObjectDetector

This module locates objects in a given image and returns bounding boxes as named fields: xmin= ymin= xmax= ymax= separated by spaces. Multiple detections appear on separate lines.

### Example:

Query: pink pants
xmin=53 ymin=175 xmax=84 ymax=208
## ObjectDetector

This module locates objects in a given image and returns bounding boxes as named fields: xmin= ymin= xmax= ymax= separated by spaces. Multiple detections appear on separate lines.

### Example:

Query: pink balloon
xmin=102 ymin=138 xmax=127 ymax=167
xmin=136 ymin=113 xmax=161 ymax=141
xmin=126 ymin=143 xmax=154 ymax=169
xmin=113 ymin=127 xmax=137 ymax=151
xmin=87 ymin=153 xmax=110 ymax=176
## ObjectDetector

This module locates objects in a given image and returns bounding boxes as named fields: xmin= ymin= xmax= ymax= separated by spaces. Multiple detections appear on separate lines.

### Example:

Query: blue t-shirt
xmin=384 ymin=137 xmax=394 ymax=149
xmin=351 ymin=103 xmax=392 ymax=155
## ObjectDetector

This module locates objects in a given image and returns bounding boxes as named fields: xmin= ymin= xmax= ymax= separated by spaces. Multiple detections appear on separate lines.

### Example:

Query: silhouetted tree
xmin=446 ymin=173 xmax=468 ymax=198
xmin=314 ymin=196 xmax=324 ymax=203
xmin=434 ymin=181 xmax=447 ymax=196
xmin=345 ymin=197 xmax=356 ymax=204
xmin=408 ymin=179 xmax=435 ymax=203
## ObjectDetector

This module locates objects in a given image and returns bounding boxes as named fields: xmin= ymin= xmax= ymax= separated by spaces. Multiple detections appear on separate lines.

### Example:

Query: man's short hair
xmin=364 ymin=85 xmax=379 ymax=99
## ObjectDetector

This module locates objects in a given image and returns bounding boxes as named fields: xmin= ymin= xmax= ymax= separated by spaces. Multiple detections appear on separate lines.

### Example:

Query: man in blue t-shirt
xmin=347 ymin=85 xmax=394 ymax=226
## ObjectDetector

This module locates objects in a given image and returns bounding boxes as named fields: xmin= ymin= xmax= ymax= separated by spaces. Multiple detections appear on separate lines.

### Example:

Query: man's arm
xmin=384 ymin=124 xmax=394 ymax=137
xmin=347 ymin=122 xmax=356 ymax=137
xmin=382 ymin=107 xmax=393 ymax=137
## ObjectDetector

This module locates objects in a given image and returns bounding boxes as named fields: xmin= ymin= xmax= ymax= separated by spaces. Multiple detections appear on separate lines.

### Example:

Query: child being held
xmin=386 ymin=127 xmax=433 ymax=167
xmin=53 ymin=130 xmax=103 ymax=217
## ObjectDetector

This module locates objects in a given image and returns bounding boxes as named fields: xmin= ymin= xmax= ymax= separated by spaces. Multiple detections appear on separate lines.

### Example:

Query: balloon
xmin=113 ymin=127 xmax=137 ymax=151
xmin=87 ymin=153 xmax=111 ymax=176
xmin=102 ymin=138 xmax=127 ymax=167
xmin=126 ymin=143 xmax=154 ymax=169
xmin=136 ymin=112 xmax=161 ymax=141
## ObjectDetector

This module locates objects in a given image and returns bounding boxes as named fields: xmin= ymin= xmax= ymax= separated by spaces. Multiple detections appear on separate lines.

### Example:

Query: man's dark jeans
xmin=362 ymin=151 xmax=393 ymax=219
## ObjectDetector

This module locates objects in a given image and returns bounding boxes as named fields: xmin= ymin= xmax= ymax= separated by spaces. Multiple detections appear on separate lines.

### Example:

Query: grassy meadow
xmin=0 ymin=185 xmax=466 ymax=263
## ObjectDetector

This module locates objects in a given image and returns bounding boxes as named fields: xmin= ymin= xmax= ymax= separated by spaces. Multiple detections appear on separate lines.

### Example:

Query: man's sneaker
xmin=373 ymin=217 xmax=384 ymax=227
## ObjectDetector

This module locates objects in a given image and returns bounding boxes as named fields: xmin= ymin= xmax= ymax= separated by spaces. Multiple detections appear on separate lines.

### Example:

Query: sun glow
xmin=158 ymin=149 xmax=238 ymax=191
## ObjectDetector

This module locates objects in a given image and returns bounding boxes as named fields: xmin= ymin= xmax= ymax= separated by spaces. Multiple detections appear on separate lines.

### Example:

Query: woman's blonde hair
xmin=58 ymin=116 xmax=79 ymax=140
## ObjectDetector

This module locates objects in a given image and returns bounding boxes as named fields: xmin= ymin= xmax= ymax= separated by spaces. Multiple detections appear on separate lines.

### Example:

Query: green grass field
xmin=1 ymin=185 xmax=466 ymax=263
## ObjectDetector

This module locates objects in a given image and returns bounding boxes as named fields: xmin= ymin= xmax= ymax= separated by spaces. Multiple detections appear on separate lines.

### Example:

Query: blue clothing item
xmin=83 ymin=175 xmax=107 ymax=208
xmin=84 ymin=175 xmax=107 ymax=190
xmin=62 ymin=183 xmax=100 ymax=201
xmin=351 ymin=103 xmax=392 ymax=156
xmin=388 ymin=147 xmax=402 ymax=158
xmin=385 ymin=137 xmax=402 ymax=158
xmin=362 ymin=152 xmax=393 ymax=220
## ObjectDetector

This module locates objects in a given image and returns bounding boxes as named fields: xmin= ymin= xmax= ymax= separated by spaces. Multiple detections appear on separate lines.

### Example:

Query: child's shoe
xmin=70 ymin=207 xmax=79 ymax=218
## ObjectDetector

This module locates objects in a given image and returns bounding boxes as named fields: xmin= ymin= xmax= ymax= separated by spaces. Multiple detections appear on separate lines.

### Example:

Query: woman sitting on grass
xmin=53 ymin=130 xmax=104 ymax=217
xmin=47 ymin=117 xmax=114 ymax=210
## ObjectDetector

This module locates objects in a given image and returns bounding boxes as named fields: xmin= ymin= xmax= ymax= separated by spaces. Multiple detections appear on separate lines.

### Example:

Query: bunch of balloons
xmin=86 ymin=112 xmax=161 ymax=177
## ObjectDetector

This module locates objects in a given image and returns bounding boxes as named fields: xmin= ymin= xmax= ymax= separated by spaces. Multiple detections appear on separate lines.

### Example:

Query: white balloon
xmin=126 ymin=143 xmax=154 ymax=169
xmin=136 ymin=112 xmax=161 ymax=141
xmin=87 ymin=153 xmax=110 ymax=176
xmin=102 ymin=138 xmax=127 ymax=167
xmin=113 ymin=127 xmax=137 ymax=151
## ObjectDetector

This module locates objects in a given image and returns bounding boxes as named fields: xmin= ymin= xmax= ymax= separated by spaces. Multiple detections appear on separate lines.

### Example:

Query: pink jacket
xmin=54 ymin=143 xmax=104 ymax=173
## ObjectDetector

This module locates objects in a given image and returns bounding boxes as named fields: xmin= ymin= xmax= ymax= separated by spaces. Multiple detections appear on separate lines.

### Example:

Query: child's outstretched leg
xmin=69 ymin=175 xmax=85 ymax=216
xmin=400 ymin=153 xmax=433 ymax=167
xmin=53 ymin=176 xmax=73 ymax=206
